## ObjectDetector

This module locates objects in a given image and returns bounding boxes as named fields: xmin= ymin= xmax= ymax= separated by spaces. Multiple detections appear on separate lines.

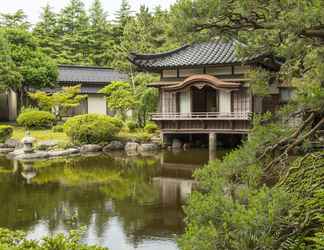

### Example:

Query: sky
xmin=0 ymin=0 xmax=177 ymax=24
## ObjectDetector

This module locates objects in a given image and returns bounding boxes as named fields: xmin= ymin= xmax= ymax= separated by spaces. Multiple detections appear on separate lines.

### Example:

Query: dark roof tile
xmin=129 ymin=40 xmax=259 ymax=70
xmin=58 ymin=65 xmax=128 ymax=84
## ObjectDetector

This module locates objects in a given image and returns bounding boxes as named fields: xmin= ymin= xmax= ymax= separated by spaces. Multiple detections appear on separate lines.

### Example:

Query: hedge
xmin=17 ymin=109 xmax=56 ymax=129
xmin=63 ymin=114 xmax=122 ymax=144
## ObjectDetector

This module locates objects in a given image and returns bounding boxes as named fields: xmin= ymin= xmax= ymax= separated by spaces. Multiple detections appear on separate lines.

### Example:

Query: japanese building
xmin=129 ymin=40 xmax=285 ymax=148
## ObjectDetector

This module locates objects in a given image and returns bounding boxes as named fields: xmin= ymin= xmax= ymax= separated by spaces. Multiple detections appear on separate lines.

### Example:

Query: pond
xmin=0 ymin=149 xmax=227 ymax=250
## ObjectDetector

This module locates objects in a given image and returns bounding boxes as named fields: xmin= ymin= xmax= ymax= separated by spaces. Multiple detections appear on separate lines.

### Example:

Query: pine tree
xmin=113 ymin=0 xmax=132 ymax=43
xmin=33 ymin=4 xmax=60 ymax=60
xmin=57 ymin=0 xmax=90 ymax=64
xmin=0 ymin=10 xmax=30 ymax=29
xmin=88 ymin=0 xmax=114 ymax=66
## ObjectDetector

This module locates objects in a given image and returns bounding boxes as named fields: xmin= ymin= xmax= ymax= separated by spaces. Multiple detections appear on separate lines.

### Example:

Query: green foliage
xmin=63 ymin=114 xmax=122 ymax=144
xmin=125 ymin=120 xmax=137 ymax=132
xmin=28 ymin=85 xmax=87 ymax=120
xmin=52 ymin=124 xmax=64 ymax=133
xmin=99 ymin=81 xmax=137 ymax=118
xmin=0 ymin=227 xmax=107 ymax=250
xmin=144 ymin=122 xmax=158 ymax=134
xmin=133 ymin=73 xmax=159 ymax=127
xmin=17 ymin=109 xmax=56 ymax=129
xmin=0 ymin=125 xmax=13 ymax=143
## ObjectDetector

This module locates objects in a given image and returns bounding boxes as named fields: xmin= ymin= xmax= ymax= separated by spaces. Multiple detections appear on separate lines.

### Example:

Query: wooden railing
xmin=151 ymin=112 xmax=251 ymax=121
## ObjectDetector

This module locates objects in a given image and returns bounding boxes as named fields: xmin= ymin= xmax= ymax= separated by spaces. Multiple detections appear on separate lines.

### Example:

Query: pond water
xmin=0 ymin=149 xmax=227 ymax=250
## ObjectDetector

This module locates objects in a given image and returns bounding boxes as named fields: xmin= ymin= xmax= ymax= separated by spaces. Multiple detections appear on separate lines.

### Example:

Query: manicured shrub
xmin=17 ymin=109 xmax=56 ymax=129
xmin=63 ymin=114 xmax=122 ymax=144
xmin=52 ymin=124 xmax=64 ymax=133
xmin=126 ymin=120 xmax=137 ymax=132
xmin=144 ymin=122 xmax=158 ymax=134
xmin=0 ymin=125 xmax=13 ymax=142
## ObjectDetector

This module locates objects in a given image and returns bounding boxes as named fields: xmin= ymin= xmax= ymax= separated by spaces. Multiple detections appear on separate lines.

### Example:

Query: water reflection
xmin=0 ymin=149 xmax=225 ymax=250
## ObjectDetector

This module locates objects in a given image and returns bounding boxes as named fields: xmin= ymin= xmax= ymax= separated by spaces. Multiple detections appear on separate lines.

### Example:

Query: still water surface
xmin=0 ymin=149 xmax=226 ymax=250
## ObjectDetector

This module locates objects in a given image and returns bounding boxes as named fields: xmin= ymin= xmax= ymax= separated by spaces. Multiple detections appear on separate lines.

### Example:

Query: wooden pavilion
xmin=129 ymin=40 xmax=284 ymax=148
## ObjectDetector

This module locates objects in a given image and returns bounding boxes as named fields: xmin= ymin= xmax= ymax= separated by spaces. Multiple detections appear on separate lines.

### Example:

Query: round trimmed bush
xmin=126 ymin=120 xmax=137 ymax=132
xmin=17 ymin=110 xmax=56 ymax=129
xmin=63 ymin=114 xmax=122 ymax=144
xmin=144 ymin=122 xmax=158 ymax=134
xmin=0 ymin=125 xmax=13 ymax=142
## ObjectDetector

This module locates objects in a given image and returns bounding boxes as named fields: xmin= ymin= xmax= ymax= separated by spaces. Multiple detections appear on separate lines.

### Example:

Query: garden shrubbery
xmin=144 ymin=122 xmax=158 ymax=134
xmin=63 ymin=114 xmax=122 ymax=144
xmin=126 ymin=120 xmax=137 ymax=132
xmin=0 ymin=227 xmax=107 ymax=250
xmin=17 ymin=108 xmax=56 ymax=129
xmin=0 ymin=125 xmax=13 ymax=142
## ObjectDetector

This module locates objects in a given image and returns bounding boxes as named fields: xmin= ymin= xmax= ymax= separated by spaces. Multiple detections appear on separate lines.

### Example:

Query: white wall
xmin=219 ymin=90 xmax=231 ymax=113
xmin=8 ymin=89 xmax=17 ymax=121
xmin=87 ymin=94 xmax=107 ymax=115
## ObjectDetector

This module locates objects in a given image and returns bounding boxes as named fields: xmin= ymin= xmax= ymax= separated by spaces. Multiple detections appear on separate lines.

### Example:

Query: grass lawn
xmin=8 ymin=125 xmax=70 ymax=144
xmin=1 ymin=123 xmax=157 ymax=147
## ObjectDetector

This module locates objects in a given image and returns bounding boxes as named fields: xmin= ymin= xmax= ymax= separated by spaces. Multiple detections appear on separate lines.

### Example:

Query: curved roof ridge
xmin=129 ymin=44 xmax=190 ymax=60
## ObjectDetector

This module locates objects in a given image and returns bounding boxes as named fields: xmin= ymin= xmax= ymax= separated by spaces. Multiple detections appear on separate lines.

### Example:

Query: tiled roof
xmin=129 ymin=40 xmax=261 ymax=70
xmin=58 ymin=65 xmax=128 ymax=84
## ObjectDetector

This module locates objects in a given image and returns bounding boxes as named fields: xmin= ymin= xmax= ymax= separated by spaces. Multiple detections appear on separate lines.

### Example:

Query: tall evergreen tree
xmin=113 ymin=0 xmax=132 ymax=43
xmin=33 ymin=4 xmax=60 ymax=60
xmin=57 ymin=0 xmax=90 ymax=64
xmin=88 ymin=0 xmax=114 ymax=66
xmin=0 ymin=10 xmax=30 ymax=29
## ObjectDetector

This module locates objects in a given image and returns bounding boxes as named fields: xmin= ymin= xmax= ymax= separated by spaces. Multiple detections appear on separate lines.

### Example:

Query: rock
xmin=15 ymin=151 xmax=49 ymax=160
xmin=103 ymin=141 xmax=124 ymax=152
xmin=4 ymin=139 xmax=21 ymax=148
xmin=48 ymin=148 xmax=80 ymax=157
xmin=183 ymin=143 xmax=191 ymax=150
xmin=138 ymin=143 xmax=159 ymax=152
xmin=80 ymin=144 xmax=102 ymax=153
xmin=7 ymin=148 xmax=25 ymax=158
xmin=125 ymin=142 xmax=139 ymax=152
xmin=38 ymin=140 xmax=58 ymax=151
xmin=172 ymin=138 xmax=182 ymax=149
xmin=0 ymin=143 xmax=7 ymax=148
xmin=0 ymin=148 xmax=15 ymax=154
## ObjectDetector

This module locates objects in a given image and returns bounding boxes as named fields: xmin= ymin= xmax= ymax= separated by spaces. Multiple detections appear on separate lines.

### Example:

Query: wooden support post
xmin=209 ymin=133 xmax=217 ymax=161
xmin=209 ymin=133 xmax=217 ymax=151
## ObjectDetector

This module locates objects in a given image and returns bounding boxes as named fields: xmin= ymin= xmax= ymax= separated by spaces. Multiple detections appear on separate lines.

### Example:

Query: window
xmin=162 ymin=69 xmax=177 ymax=78
xmin=206 ymin=66 xmax=232 ymax=76
xmin=179 ymin=68 xmax=204 ymax=77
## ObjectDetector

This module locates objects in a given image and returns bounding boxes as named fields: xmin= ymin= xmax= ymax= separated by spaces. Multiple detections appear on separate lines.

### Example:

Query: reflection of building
xmin=153 ymin=177 xmax=196 ymax=206
xmin=153 ymin=150 xmax=202 ymax=206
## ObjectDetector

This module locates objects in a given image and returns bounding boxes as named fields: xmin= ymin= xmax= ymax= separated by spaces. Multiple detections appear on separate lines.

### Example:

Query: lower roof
xmin=58 ymin=65 xmax=128 ymax=84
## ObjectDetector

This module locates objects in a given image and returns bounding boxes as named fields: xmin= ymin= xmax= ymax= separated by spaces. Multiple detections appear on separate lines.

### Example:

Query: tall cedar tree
xmin=33 ymin=4 xmax=60 ymax=60
xmin=88 ymin=0 xmax=114 ymax=66
xmin=57 ymin=0 xmax=90 ymax=64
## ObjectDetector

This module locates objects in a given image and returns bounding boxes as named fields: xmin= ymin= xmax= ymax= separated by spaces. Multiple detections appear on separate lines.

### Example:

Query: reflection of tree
xmin=0 ymin=154 xmax=176 ymax=243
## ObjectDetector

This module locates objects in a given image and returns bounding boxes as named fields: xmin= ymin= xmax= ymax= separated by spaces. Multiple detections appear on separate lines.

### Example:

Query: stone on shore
xmin=15 ymin=151 xmax=49 ymax=160
xmin=103 ymin=141 xmax=124 ymax=151
xmin=48 ymin=148 xmax=80 ymax=157
xmin=138 ymin=143 xmax=159 ymax=152
xmin=0 ymin=148 xmax=15 ymax=154
xmin=38 ymin=140 xmax=58 ymax=151
xmin=80 ymin=144 xmax=102 ymax=153
xmin=125 ymin=142 xmax=139 ymax=152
